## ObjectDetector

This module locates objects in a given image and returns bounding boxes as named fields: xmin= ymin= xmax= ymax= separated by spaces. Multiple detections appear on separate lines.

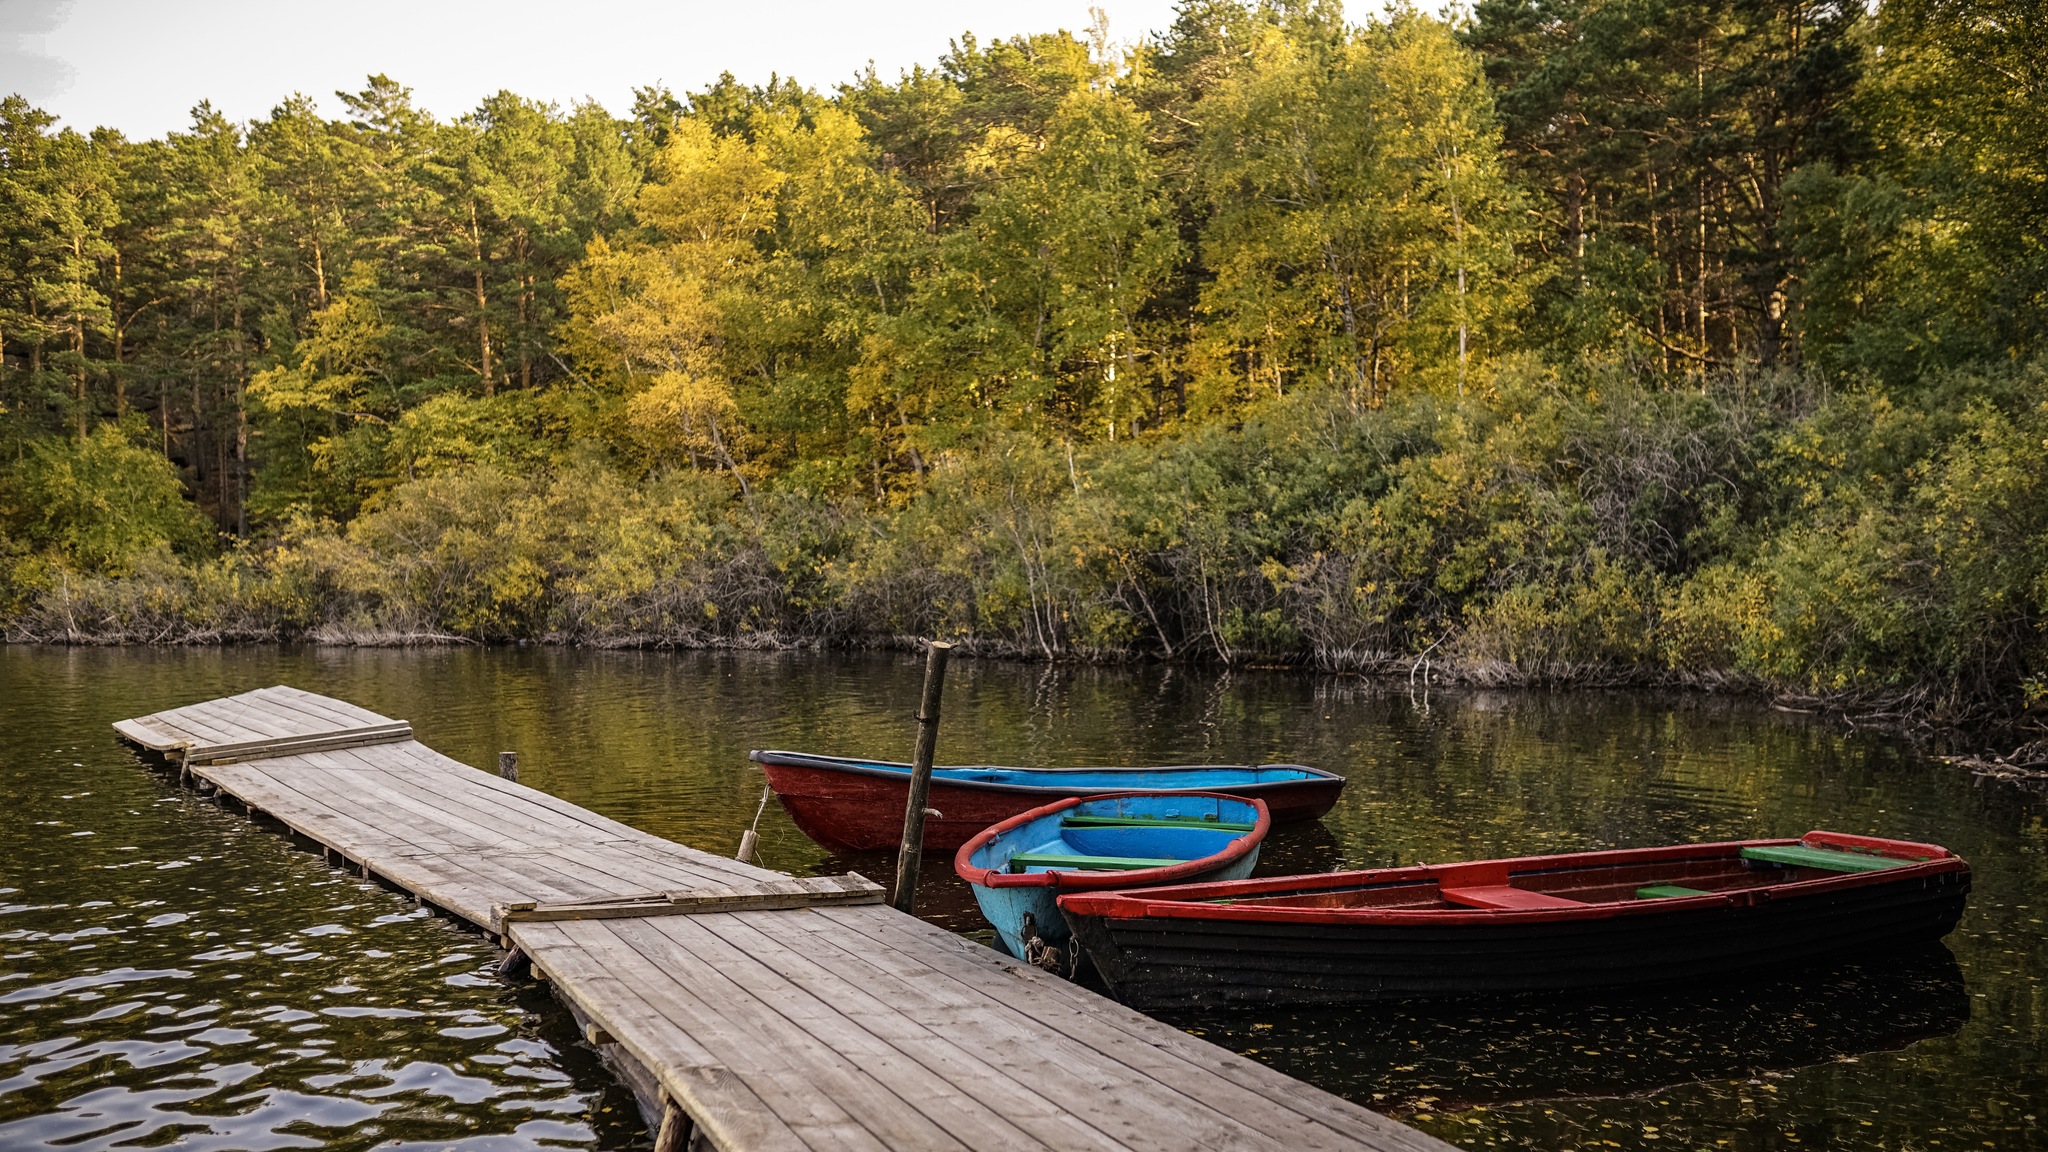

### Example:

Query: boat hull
xmin=978 ymin=854 xmax=1261 ymax=959
xmin=1060 ymin=837 xmax=1971 ymax=1008
xmin=756 ymin=755 xmax=1342 ymax=852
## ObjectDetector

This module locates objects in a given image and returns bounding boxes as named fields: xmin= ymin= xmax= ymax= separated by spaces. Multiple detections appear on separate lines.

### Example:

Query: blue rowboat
xmin=953 ymin=792 xmax=1269 ymax=964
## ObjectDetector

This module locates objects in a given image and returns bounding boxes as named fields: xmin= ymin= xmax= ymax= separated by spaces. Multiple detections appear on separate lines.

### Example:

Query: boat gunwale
xmin=748 ymin=749 xmax=1346 ymax=794
xmin=1057 ymin=834 xmax=1969 ymax=927
xmin=953 ymin=791 xmax=1272 ymax=891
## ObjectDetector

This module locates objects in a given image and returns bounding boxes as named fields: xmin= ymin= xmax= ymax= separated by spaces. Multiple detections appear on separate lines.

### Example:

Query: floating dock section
xmin=116 ymin=686 xmax=1452 ymax=1152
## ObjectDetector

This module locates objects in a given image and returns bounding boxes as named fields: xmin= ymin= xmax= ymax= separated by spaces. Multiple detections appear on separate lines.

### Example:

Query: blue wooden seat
xmin=1060 ymin=814 xmax=1257 ymax=832
xmin=1007 ymin=852 xmax=1185 ymax=873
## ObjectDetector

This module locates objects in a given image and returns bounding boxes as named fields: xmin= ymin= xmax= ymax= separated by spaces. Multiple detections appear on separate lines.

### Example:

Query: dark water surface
xmin=1 ymin=646 xmax=2042 ymax=1151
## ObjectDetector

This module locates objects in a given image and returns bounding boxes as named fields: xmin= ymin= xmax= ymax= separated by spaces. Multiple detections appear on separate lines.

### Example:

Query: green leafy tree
xmin=1194 ymin=10 xmax=1523 ymax=410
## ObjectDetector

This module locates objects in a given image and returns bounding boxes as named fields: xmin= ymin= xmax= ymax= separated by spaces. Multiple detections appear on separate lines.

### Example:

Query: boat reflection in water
xmin=1167 ymin=946 xmax=1968 ymax=1117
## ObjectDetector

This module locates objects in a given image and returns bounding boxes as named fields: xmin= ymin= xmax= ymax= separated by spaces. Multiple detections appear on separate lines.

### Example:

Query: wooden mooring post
xmin=892 ymin=640 xmax=952 ymax=914
xmin=498 ymin=751 xmax=519 ymax=783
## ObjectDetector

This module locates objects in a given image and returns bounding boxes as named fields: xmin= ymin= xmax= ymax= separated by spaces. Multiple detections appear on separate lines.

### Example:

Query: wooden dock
xmin=115 ymin=686 xmax=1454 ymax=1152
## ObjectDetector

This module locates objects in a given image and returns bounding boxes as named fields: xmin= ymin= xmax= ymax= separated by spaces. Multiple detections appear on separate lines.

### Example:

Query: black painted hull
xmin=1063 ymin=867 xmax=1971 ymax=1009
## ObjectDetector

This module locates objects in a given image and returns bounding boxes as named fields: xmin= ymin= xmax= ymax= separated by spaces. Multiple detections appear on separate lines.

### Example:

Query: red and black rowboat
xmin=1058 ymin=831 xmax=1970 ymax=1009
xmin=748 ymin=750 xmax=1345 ymax=853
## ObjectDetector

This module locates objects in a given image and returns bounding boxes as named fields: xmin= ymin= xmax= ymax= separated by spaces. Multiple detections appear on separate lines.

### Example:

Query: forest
xmin=0 ymin=0 xmax=2043 ymax=731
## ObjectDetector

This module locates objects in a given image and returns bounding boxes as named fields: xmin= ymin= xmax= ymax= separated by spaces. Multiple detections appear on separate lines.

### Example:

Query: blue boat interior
xmin=812 ymin=758 xmax=1322 ymax=789
xmin=967 ymin=794 xmax=1263 ymax=875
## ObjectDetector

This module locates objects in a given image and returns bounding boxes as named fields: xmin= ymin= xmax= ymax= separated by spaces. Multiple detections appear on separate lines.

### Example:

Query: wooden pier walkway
xmin=115 ymin=686 xmax=1454 ymax=1152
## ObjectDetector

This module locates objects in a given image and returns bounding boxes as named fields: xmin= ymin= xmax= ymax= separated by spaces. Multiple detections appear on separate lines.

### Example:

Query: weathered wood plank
xmin=186 ymin=723 xmax=414 ymax=765
xmin=496 ymin=875 xmax=883 ymax=924
xmin=501 ymin=928 xmax=811 ymax=1151
xmin=184 ymin=771 xmax=726 ymax=928
xmin=368 ymin=742 xmax=680 ymax=842
xmin=206 ymin=690 xmax=360 ymax=734
xmin=327 ymin=744 xmax=776 ymax=886
xmin=820 ymin=907 xmax=1453 ymax=1152
xmin=194 ymin=761 xmax=447 ymax=855
xmin=255 ymin=685 xmax=397 ymax=729
xmin=112 ymin=717 xmax=187 ymax=752
xmin=122 ymin=706 xmax=246 ymax=747
xmin=179 ymin=693 xmax=321 ymax=738
xmin=524 ymin=920 xmax=894 ymax=1152
xmin=540 ymin=839 xmax=773 ymax=892
xmin=204 ymin=758 xmax=517 ymax=853
xmin=394 ymin=851 xmax=597 ymax=921
xmin=694 ymin=910 xmax=1178 ymax=1152
xmin=176 ymin=697 xmax=306 ymax=740
xmin=598 ymin=917 xmax=964 ymax=1151
xmin=618 ymin=915 xmax=1047 ymax=1152
xmin=206 ymin=750 xmax=776 ymax=927
xmin=298 ymin=755 xmax=561 ymax=848
xmin=720 ymin=908 xmax=1320 ymax=1152
xmin=237 ymin=689 xmax=360 ymax=730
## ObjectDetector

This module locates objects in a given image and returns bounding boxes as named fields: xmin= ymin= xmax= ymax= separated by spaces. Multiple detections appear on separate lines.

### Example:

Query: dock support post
xmin=498 ymin=752 xmax=519 ymax=783
xmin=653 ymin=1099 xmax=694 ymax=1152
xmin=892 ymin=640 xmax=952 ymax=914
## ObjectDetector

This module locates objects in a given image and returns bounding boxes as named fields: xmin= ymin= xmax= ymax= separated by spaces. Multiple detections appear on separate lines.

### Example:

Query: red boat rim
xmin=953 ymin=792 xmax=1271 ymax=890
xmin=1056 ymin=831 xmax=1965 ymax=925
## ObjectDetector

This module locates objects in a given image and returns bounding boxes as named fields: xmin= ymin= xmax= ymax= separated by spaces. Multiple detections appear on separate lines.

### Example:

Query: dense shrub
xmin=7 ymin=362 xmax=2044 ymax=729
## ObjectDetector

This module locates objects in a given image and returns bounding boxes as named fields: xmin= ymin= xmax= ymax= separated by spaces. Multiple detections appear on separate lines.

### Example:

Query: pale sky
xmin=3 ymin=0 xmax=1191 ymax=138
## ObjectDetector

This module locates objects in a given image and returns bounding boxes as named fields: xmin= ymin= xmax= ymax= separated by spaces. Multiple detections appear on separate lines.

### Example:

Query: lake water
xmin=1 ymin=645 xmax=2042 ymax=1151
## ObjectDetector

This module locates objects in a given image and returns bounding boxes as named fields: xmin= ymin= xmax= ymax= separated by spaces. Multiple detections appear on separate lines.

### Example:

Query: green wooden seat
xmin=1740 ymin=844 xmax=1910 ymax=873
xmin=1006 ymin=852 xmax=1186 ymax=873
xmin=1060 ymin=815 xmax=1257 ymax=832
xmin=1636 ymin=884 xmax=1710 ymax=899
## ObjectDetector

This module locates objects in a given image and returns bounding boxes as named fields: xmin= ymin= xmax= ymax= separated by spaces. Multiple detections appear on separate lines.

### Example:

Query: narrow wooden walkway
xmin=115 ymin=686 xmax=1453 ymax=1152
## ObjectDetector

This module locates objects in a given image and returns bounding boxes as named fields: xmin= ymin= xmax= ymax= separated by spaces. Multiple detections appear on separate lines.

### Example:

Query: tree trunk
xmin=234 ymin=299 xmax=248 ymax=537
xmin=112 ymin=250 xmax=126 ymax=418
xmin=1320 ymin=239 xmax=1370 ymax=409
xmin=470 ymin=199 xmax=494 ymax=395
xmin=73 ymin=326 xmax=87 ymax=440
xmin=520 ymin=271 xmax=533 ymax=390
xmin=73 ymin=236 xmax=87 ymax=440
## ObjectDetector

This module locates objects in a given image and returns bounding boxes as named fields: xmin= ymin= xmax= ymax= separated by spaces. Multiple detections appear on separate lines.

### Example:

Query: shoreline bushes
xmin=9 ymin=360 xmax=2041 ymax=731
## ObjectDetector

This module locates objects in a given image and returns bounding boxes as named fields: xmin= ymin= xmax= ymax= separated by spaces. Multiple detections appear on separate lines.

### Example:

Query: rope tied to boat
xmin=1019 ymin=912 xmax=1066 ymax=973
xmin=737 ymin=784 xmax=772 ymax=864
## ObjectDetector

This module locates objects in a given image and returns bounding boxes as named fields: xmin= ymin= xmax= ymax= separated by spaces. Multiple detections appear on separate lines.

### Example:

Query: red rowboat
xmin=749 ymin=750 xmax=1345 ymax=852
xmin=1059 ymin=831 xmax=1971 ymax=1008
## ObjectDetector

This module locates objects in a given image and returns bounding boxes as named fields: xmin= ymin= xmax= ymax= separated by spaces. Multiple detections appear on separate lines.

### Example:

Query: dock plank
xmin=762 ymin=909 xmax=1337 ymax=1152
xmin=253 ymin=684 xmax=388 ymax=728
xmin=121 ymin=707 xmax=246 ymax=748
xmin=529 ymin=920 xmax=900 ymax=1152
xmin=826 ymin=909 xmax=1451 ymax=1152
xmin=200 ymin=752 xmax=782 ymax=927
xmin=618 ymin=916 xmax=1009 ymax=1151
xmin=697 ymin=910 xmax=1213 ymax=1152
xmin=115 ymin=687 xmax=1452 ymax=1152
xmin=179 ymin=697 xmax=305 ymax=739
